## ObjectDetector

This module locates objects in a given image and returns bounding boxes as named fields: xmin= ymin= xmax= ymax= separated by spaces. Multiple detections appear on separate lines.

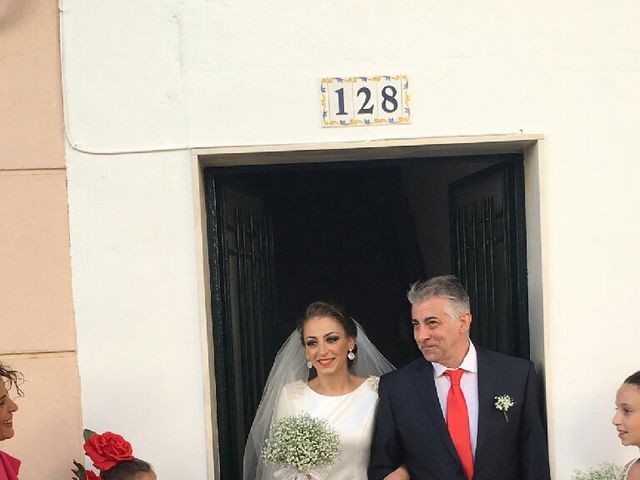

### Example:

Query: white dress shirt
xmin=432 ymin=340 xmax=479 ymax=457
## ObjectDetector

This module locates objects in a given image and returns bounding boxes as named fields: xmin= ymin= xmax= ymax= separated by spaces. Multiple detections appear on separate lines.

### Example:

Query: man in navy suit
xmin=368 ymin=275 xmax=551 ymax=480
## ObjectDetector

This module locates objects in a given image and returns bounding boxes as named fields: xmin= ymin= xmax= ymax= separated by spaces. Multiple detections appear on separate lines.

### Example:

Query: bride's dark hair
xmin=297 ymin=301 xmax=358 ymax=367
xmin=624 ymin=371 xmax=640 ymax=388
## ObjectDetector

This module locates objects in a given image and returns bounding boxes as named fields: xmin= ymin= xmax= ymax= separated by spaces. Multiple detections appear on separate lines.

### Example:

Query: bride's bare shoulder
xmin=627 ymin=460 xmax=640 ymax=480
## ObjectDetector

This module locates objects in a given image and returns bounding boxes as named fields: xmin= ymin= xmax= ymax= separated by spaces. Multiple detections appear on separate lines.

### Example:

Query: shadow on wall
xmin=0 ymin=0 xmax=29 ymax=31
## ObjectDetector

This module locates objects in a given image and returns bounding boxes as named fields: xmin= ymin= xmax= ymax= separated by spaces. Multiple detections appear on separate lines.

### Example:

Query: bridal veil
xmin=242 ymin=320 xmax=395 ymax=480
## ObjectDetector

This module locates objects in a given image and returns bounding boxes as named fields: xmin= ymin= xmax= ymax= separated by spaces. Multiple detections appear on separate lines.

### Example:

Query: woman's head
xmin=613 ymin=370 xmax=640 ymax=448
xmin=100 ymin=458 xmax=155 ymax=480
xmin=297 ymin=301 xmax=358 ymax=375
xmin=0 ymin=363 xmax=22 ymax=441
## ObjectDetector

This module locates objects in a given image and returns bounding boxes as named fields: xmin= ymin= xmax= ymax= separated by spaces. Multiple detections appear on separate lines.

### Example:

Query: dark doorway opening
xmin=204 ymin=153 xmax=529 ymax=479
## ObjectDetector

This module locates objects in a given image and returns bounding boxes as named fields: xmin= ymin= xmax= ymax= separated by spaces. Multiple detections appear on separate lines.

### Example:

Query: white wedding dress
xmin=275 ymin=376 xmax=380 ymax=480
xmin=242 ymin=322 xmax=393 ymax=480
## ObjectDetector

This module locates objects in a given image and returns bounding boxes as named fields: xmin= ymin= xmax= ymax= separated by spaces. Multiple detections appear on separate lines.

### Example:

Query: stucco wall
xmin=66 ymin=149 xmax=210 ymax=479
xmin=0 ymin=0 xmax=83 ymax=478
xmin=61 ymin=1 xmax=640 ymax=478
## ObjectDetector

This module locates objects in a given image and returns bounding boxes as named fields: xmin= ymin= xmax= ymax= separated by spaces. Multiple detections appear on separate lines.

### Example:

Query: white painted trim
xmin=523 ymin=139 xmax=554 ymax=474
xmin=191 ymin=152 xmax=220 ymax=480
xmin=194 ymin=134 xmax=542 ymax=166
xmin=194 ymin=133 xmax=542 ymax=156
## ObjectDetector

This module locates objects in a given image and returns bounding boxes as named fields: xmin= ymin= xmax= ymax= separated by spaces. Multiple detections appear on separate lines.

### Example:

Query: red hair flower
xmin=85 ymin=472 xmax=101 ymax=480
xmin=83 ymin=431 xmax=134 ymax=471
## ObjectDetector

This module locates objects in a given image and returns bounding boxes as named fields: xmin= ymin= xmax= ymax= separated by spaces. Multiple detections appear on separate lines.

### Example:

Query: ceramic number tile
xmin=374 ymin=75 xmax=408 ymax=124
xmin=322 ymin=77 xmax=354 ymax=126
xmin=321 ymin=74 xmax=410 ymax=127
xmin=351 ymin=77 xmax=378 ymax=126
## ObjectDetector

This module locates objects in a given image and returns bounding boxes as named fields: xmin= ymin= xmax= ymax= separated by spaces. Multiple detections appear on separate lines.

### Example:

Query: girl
xmin=77 ymin=430 xmax=156 ymax=480
xmin=613 ymin=371 xmax=640 ymax=480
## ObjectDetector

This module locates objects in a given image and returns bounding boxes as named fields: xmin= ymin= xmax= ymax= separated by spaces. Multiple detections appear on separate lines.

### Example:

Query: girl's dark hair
xmin=100 ymin=458 xmax=153 ymax=480
xmin=0 ymin=363 xmax=24 ymax=397
xmin=624 ymin=370 xmax=640 ymax=388
xmin=297 ymin=301 xmax=358 ymax=367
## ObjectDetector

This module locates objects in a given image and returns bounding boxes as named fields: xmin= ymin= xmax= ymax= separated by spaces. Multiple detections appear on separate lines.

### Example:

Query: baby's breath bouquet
xmin=571 ymin=461 xmax=624 ymax=480
xmin=261 ymin=413 xmax=341 ymax=480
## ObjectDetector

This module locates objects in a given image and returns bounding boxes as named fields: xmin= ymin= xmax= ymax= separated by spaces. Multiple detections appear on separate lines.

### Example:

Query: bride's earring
xmin=306 ymin=358 xmax=312 ymax=369
xmin=347 ymin=348 xmax=356 ymax=361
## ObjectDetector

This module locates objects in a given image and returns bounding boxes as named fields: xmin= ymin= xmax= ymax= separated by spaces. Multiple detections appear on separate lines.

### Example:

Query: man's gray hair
xmin=407 ymin=275 xmax=470 ymax=321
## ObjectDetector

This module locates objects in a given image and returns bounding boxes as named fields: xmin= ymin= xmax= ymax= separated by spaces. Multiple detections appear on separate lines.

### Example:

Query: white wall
xmin=61 ymin=1 xmax=640 ymax=478
xmin=66 ymin=150 xmax=209 ymax=478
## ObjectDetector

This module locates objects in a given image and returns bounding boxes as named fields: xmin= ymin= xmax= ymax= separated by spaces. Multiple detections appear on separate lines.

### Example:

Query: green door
xmin=449 ymin=160 xmax=530 ymax=358
xmin=204 ymin=171 xmax=277 ymax=479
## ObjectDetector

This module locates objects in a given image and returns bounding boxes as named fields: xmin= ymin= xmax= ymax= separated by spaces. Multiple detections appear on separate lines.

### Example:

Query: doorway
xmin=202 ymin=149 xmax=532 ymax=479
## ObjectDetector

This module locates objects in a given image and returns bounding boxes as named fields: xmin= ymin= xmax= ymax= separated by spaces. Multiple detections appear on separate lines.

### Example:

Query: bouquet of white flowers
xmin=261 ymin=413 xmax=341 ymax=480
xmin=571 ymin=462 xmax=624 ymax=480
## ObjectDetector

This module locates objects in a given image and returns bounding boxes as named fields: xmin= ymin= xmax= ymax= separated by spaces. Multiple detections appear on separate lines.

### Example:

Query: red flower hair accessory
xmin=72 ymin=428 xmax=135 ymax=479
xmin=83 ymin=430 xmax=134 ymax=471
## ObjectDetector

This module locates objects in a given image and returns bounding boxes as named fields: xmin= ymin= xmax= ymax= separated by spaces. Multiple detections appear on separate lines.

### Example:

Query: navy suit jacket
xmin=368 ymin=348 xmax=551 ymax=480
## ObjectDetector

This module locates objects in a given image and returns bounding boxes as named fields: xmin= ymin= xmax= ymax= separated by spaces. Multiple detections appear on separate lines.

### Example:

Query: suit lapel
xmin=474 ymin=347 xmax=496 ymax=463
xmin=412 ymin=359 xmax=459 ymax=462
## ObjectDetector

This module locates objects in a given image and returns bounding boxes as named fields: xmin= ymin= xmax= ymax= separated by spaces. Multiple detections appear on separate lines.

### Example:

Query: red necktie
xmin=444 ymin=369 xmax=474 ymax=480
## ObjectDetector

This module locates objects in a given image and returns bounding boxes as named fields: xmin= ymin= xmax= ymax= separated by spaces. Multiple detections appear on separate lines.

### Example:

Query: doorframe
xmin=190 ymin=133 xmax=549 ymax=480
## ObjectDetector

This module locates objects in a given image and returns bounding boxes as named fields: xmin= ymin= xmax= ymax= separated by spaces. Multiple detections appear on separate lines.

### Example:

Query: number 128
xmin=334 ymin=85 xmax=399 ymax=116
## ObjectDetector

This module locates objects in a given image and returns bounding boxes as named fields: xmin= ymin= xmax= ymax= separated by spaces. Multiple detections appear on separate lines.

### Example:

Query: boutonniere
xmin=494 ymin=394 xmax=515 ymax=422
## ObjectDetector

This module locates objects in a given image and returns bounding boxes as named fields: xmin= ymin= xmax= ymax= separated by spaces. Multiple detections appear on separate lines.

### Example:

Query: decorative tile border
xmin=321 ymin=75 xmax=410 ymax=127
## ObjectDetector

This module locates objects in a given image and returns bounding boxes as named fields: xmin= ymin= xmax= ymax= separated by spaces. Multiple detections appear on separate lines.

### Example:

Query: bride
xmin=243 ymin=301 xmax=409 ymax=480
xmin=613 ymin=370 xmax=640 ymax=480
